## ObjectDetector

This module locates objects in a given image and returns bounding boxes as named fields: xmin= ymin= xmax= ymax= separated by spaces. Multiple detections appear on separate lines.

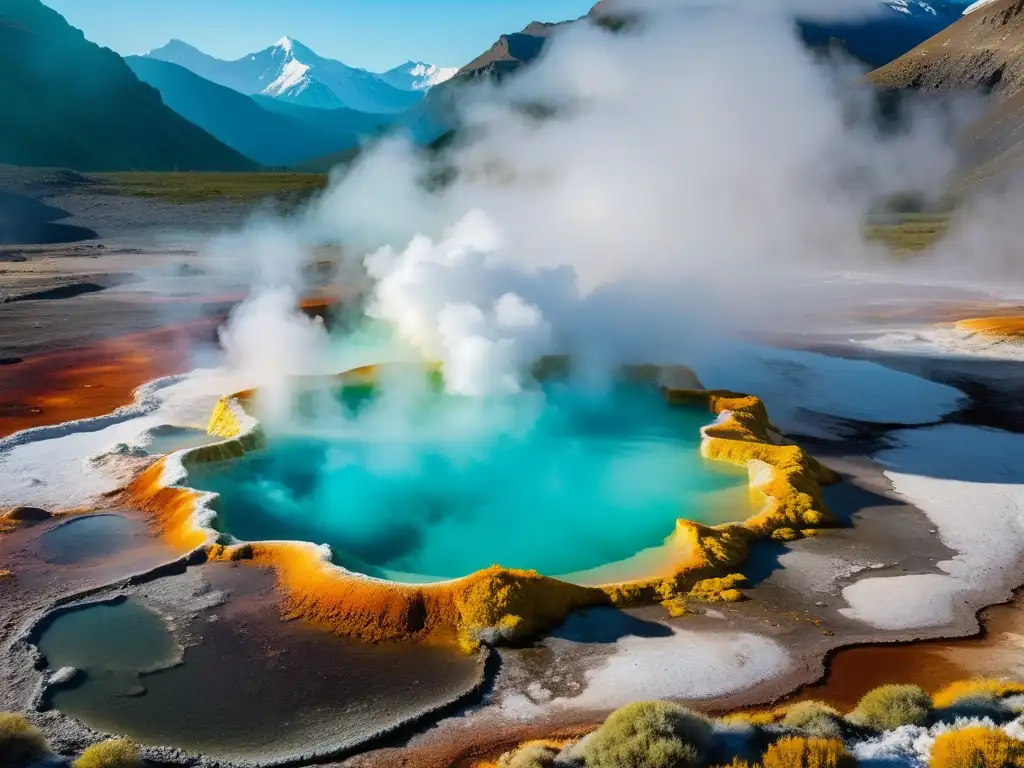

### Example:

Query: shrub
xmin=0 ymin=713 xmax=51 ymax=768
xmin=783 ymin=701 xmax=845 ymax=739
xmin=929 ymin=726 xmax=1024 ymax=768
xmin=933 ymin=679 xmax=1024 ymax=710
xmin=582 ymin=700 xmax=714 ymax=768
xmin=73 ymin=739 xmax=143 ymax=768
xmin=497 ymin=741 xmax=560 ymax=768
xmin=848 ymin=684 xmax=931 ymax=731
xmin=761 ymin=736 xmax=855 ymax=768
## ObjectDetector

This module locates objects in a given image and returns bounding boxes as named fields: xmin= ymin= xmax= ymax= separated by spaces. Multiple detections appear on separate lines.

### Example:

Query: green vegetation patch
xmin=583 ymin=700 xmax=714 ymax=768
xmin=0 ymin=713 xmax=51 ymax=768
xmin=848 ymin=684 xmax=932 ymax=732
xmin=95 ymin=171 xmax=329 ymax=205
xmin=865 ymin=212 xmax=952 ymax=256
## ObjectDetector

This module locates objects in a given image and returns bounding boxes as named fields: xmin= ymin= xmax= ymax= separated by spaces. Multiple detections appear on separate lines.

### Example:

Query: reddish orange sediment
xmin=123 ymin=363 xmax=838 ymax=649
xmin=0 ymin=321 xmax=217 ymax=439
xmin=0 ymin=296 xmax=338 ymax=439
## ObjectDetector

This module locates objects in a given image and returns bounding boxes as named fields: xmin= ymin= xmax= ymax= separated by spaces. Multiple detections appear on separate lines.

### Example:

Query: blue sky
xmin=46 ymin=0 xmax=597 ymax=72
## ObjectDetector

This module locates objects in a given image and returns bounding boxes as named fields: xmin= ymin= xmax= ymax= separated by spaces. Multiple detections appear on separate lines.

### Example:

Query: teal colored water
xmin=41 ymin=515 xmax=134 ymax=565
xmin=35 ymin=599 xmax=178 ymax=675
xmin=191 ymin=380 xmax=747 ymax=584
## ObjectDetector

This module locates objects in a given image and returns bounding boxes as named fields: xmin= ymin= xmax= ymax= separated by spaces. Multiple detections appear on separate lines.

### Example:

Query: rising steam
xmin=211 ymin=0 xmax=992 ymax=399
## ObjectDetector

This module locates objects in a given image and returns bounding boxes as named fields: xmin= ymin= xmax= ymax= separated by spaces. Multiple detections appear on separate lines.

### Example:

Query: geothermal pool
xmin=191 ymin=379 xmax=749 ymax=585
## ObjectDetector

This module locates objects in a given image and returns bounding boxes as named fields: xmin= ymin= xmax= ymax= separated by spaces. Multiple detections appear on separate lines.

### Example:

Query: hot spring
xmin=189 ymin=376 xmax=751 ymax=586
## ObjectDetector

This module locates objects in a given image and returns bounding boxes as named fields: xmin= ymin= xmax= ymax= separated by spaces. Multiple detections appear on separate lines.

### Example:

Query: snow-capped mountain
xmin=145 ymin=37 xmax=423 ymax=114
xmin=884 ymin=0 xmax=940 ymax=15
xmin=377 ymin=61 xmax=458 ymax=92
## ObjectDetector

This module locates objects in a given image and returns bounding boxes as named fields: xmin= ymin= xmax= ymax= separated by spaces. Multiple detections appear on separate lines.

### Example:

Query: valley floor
xmin=1 ymin=181 xmax=1023 ymax=767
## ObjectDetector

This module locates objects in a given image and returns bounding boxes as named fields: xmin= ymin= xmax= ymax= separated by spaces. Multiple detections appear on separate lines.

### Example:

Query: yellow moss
xmin=771 ymin=528 xmax=800 ymax=542
xmin=761 ymin=736 xmax=855 ymax=768
xmin=933 ymin=679 xmax=1024 ymax=710
xmin=688 ymin=574 xmax=747 ymax=602
xmin=0 ymin=570 xmax=12 ymax=579
xmin=722 ymin=709 xmax=787 ymax=726
xmin=929 ymin=726 xmax=1024 ymax=768
xmin=73 ymin=739 xmax=142 ymax=768
xmin=125 ymin=365 xmax=837 ymax=649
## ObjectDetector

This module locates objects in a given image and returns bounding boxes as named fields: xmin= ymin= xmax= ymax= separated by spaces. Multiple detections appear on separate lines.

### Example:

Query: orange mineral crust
xmin=123 ymin=364 xmax=838 ymax=649
xmin=953 ymin=316 xmax=1024 ymax=342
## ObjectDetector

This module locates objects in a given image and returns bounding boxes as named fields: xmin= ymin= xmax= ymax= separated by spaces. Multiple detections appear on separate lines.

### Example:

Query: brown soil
xmin=868 ymin=0 xmax=1024 ymax=178
xmin=785 ymin=592 xmax=1024 ymax=711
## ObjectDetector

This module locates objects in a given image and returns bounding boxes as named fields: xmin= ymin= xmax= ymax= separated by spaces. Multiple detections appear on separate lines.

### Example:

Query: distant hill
xmin=146 ymin=37 xmax=425 ymax=114
xmin=397 ymin=0 xmax=963 ymax=146
xmin=870 ymin=0 xmax=1024 ymax=182
xmin=126 ymin=57 xmax=389 ymax=166
xmin=378 ymin=61 xmax=458 ymax=91
xmin=249 ymin=96 xmax=393 ymax=140
xmin=0 ymin=0 xmax=255 ymax=171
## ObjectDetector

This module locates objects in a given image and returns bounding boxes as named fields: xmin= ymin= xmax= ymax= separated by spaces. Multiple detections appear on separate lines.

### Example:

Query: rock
xmin=123 ymin=683 xmax=147 ymax=697
xmin=48 ymin=666 xmax=79 ymax=687
xmin=6 ymin=506 xmax=52 ymax=522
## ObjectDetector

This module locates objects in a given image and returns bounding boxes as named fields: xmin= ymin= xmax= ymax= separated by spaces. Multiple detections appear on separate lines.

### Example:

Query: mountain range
xmin=144 ymin=38 xmax=448 ymax=114
xmin=0 ymin=0 xmax=253 ymax=171
xmin=125 ymin=56 xmax=393 ymax=167
xmin=3 ymin=0 xmax=985 ymax=173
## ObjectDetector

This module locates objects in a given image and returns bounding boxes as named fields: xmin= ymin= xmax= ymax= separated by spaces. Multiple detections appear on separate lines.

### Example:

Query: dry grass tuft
xmin=73 ymin=739 xmax=143 ymax=768
xmin=933 ymin=679 xmax=1024 ymax=710
xmin=848 ymin=684 xmax=932 ymax=731
xmin=928 ymin=726 xmax=1024 ymax=768
xmin=0 ymin=713 xmax=51 ymax=768
xmin=583 ymin=700 xmax=714 ymax=768
xmin=761 ymin=736 xmax=855 ymax=768
xmin=496 ymin=741 xmax=561 ymax=768
xmin=783 ymin=701 xmax=846 ymax=739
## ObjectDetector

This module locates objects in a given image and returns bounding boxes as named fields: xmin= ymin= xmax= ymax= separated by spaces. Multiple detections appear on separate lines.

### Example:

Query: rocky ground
xmin=2 ymin=172 xmax=1024 ymax=767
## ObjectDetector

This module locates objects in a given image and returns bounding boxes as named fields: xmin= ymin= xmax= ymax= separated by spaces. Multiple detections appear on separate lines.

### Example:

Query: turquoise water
xmin=191 ymin=380 xmax=747 ymax=584
xmin=35 ymin=598 xmax=180 ymax=706
xmin=41 ymin=515 xmax=135 ymax=565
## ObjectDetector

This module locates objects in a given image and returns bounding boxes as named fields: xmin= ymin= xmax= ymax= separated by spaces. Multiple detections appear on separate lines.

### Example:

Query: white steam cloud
xmin=207 ymin=0 xmax=1001 ymax=399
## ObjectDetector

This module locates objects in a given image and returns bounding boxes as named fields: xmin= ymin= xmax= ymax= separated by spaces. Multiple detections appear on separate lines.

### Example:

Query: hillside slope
xmin=870 ymin=0 xmax=1024 ymax=95
xmin=0 ymin=0 xmax=255 ymax=171
xmin=870 ymin=0 xmax=1024 ymax=178
xmin=126 ymin=57 xmax=383 ymax=166
xmin=146 ymin=37 xmax=423 ymax=114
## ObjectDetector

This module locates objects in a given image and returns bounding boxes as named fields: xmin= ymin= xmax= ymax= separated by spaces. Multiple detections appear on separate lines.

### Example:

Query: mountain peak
xmin=273 ymin=36 xmax=295 ymax=52
xmin=378 ymin=60 xmax=457 ymax=91
xmin=148 ymin=38 xmax=204 ymax=56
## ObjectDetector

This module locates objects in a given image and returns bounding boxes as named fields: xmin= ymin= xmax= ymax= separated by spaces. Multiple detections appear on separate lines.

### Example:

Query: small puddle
xmin=35 ymin=598 xmax=180 ymax=706
xmin=32 ymin=567 xmax=487 ymax=762
xmin=139 ymin=425 xmax=220 ymax=456
xmin=40 ymin=515 xmax=137 ymax=565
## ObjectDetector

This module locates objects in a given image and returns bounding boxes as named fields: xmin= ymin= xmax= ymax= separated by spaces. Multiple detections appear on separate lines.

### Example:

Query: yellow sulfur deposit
xmin=953 ymin=316 xmax=1024 ymax=343
xmin=123 ymin=363 xmax=838 ymax=649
